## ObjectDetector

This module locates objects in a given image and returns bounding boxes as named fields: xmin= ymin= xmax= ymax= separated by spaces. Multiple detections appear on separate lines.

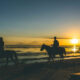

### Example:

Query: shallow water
xmin=1 ymin=47 xmax=80 ymax=65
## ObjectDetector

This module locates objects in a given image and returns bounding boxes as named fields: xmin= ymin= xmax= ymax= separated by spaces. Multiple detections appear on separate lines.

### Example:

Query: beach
xmin=0 ymin=47 xmax=80 ymax=80
xmin=1 ymin=0 xmax=80 ymax=80
xmin=1 ymin=58 xmax=80 ymax=80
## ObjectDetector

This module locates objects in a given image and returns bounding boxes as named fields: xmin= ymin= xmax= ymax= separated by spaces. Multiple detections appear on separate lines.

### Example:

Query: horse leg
xmin=14 ymin=53 xmax=18 ymax=64
xmin=52 ymin=54 xmax=55 ymax=62
xmin=60 ymin=54 xmax=64 ymax=62
xmin=61 ymin=54 xmax=64 ymax=58
xmin=10 ymin=55 xmax=16 ymax=64
xmin=48 ymin=55 xmax=51 ymax=62
xmin=10 ymin=53 xmax=18 ymax=65
xmin=64 ymin=50 xmax=66 ymax=56
xmin=6 ymin=55 xmax=9 ymax=65
xmin=51 ymin=56 xmax=53 ymax=60
xmin=48 ymin=57 xmax=50 ymax=62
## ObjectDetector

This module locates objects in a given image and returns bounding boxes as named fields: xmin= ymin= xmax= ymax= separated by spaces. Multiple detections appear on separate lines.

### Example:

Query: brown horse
xmin=40 ymin=44 xmax=66 ymax=61
xmin=0 ymin=50 xmax=18 ymax=65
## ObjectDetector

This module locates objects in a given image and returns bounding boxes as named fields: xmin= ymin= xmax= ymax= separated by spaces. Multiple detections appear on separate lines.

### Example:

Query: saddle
xmin=52 ymin=46 xmax=59 ymax=54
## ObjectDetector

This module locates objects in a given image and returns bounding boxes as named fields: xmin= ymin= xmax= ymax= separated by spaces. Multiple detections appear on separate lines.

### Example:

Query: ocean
xmin=1 ymin=46 xmax=79 ymax=64
xmin=0 ymin=46 xmax=80 ymax=66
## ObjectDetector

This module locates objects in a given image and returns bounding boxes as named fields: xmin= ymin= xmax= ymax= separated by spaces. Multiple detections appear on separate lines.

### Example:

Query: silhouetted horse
xmin=0 ymin=50 xmax=18 ymax=65
xmin=40 ymin=44 xmax=66 ymax=61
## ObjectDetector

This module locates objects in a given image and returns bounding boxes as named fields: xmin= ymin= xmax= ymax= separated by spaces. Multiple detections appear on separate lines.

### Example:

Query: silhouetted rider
xmin=0 ymin=37 xmax=4 ymax=54
xmin=52 ymin=36 xmax=59 ymax=48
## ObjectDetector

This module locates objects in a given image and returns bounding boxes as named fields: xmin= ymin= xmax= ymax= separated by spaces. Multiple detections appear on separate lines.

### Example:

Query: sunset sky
xmin=1 ymin=0 xmax=80 ymax=45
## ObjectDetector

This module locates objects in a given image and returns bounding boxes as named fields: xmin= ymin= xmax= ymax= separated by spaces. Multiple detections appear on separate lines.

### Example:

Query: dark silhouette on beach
xmin=40 ymin=44 xmax=66 ymax=62
xmin=0 ymin=37 xmax=18 ymax=65
xmin=40 ymin=36 xmax=66 ymax=62
xmin=52 ymin=36 xmax=59 ymax=48
xmin=0 ymin=37 xmax=4 ymax=54
xmin=0 ymin=36 xmax=80 ymax=80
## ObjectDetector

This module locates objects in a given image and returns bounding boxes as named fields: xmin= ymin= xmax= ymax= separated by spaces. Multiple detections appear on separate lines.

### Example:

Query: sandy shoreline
xmin=1 ymin=58 xmax=80 ymax=80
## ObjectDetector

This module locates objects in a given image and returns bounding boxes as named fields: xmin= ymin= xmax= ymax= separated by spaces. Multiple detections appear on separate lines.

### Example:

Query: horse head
xmin=40 ymin=44 xmax=45 ymax=51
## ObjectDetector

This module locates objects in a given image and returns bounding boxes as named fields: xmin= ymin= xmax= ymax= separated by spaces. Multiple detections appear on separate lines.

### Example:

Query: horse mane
xmin=43 ymin=44 xmax=50 ymax=48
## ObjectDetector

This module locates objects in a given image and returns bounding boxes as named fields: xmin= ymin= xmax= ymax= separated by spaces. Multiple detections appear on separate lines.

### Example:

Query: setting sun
xmin=71 ymin=39 xmax=78 ymax=44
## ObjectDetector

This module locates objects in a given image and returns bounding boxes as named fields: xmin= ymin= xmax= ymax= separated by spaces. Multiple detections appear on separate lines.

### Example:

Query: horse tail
xmin=59 ymin=47 xmax=66 ymax=55
xmin=63 ymin=48 xmax=66 ymax=55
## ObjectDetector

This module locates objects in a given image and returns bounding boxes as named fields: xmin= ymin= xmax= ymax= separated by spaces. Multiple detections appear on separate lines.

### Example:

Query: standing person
xmin=0 ymin=37 xmax=4 ymax=54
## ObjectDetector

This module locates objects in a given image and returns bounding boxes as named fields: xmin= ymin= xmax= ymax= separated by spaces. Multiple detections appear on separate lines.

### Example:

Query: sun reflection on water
xmin=72 ymin=46 xmax=77 ymax=52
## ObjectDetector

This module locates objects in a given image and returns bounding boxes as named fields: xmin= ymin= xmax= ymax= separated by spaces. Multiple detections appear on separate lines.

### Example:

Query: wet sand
xmin=0 ymin=59 xmax=80 ymax=80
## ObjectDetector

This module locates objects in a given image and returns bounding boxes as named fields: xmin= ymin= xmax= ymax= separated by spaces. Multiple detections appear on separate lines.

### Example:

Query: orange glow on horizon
xmin=3 ymin=36 xmax=80 ymax=46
